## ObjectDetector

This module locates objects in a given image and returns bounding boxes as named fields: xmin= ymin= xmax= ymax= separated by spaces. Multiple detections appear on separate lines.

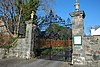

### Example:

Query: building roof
xmin=91 ymin=27 xmax=100 ymax=36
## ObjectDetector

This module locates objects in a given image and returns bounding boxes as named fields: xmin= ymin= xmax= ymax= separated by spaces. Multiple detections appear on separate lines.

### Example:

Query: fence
xmin=39 ymin=39 xmax=72 ymax=48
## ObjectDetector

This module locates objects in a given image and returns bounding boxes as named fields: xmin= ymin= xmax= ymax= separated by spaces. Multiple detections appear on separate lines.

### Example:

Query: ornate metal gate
xmin=34 ymin=10 xmax=72 ymax=61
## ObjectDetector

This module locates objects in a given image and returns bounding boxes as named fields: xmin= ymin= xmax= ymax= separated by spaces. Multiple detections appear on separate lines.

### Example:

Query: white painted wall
xmin=91 ymin=28 xmax=100 ymax=36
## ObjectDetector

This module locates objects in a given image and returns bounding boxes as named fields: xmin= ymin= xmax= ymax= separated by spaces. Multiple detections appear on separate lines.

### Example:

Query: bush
xmin=0 ymin=34 xmax=17 ymax=48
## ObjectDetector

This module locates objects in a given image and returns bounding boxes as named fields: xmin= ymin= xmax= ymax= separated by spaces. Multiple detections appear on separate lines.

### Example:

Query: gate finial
xmin=76 ymin=0 xmax=78 ymax=3
xmin=75 ymin=0 xmax=79 ymax=11
xmin=31 ymin=11 xmax=34 ymax=19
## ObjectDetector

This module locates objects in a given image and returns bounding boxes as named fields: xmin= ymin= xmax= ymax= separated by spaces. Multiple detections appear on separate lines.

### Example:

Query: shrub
xmin=0 ymin=34 xmax=17 ymax=48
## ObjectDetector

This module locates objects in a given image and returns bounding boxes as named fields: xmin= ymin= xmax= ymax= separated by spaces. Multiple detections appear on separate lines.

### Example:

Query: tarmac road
xmin=0 ymin=58 xmax=71 ymax=67
xmin=0 ymin=58 xmax=99 ymax=67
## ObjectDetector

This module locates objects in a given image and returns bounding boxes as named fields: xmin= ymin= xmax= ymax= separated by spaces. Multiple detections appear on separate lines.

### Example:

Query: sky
xmin=51 ymin=0 xmax=100 ymax=35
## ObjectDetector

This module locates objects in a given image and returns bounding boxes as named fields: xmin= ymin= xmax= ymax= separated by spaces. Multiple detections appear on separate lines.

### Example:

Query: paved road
xmin=0 ymin=58 xmax=72 ymax=67
xmin=0 ymin=58 xmax=100 ymax=67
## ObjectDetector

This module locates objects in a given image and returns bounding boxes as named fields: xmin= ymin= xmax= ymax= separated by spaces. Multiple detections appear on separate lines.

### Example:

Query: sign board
xmin=74 ymin=36 xmax=82 ymax=45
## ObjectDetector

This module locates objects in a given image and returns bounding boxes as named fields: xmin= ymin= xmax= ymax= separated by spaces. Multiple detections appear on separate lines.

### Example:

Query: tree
xmin=38 ymin=0 xmax=55 ymax=15
xmin=15 ymin=0 xmax=39 ymax=35
xmin=37 ymin=10 xmax=72 ymax=40
xmin=0 ymin=0 xmax=17 ymax=36
xmin=46 ymin=24 xmax=72 ymax=40
xmin=0 ymin=0 xmax=40 ymax=37
xmin=46 ymin=24 xmax=64 ymax=32
xmin=16 ymin=0 xmax=39 ymax=21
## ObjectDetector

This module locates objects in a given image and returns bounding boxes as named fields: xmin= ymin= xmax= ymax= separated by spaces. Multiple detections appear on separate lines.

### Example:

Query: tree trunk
xmin=5 ymin=18 xmax=14 ymax=37
xmin=16 ymin=8 xmax=22 ymax=37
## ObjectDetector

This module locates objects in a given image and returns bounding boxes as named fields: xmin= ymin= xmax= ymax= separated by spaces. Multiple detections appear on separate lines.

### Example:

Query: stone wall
xmin=0 ymin=48 xmax=5 ymax=59
xmin=8 ymin=38 xmax=32 ymax=59
xmin=0 ymin=20 xmax=36 ymax=59
xmin=0 ymin=38 xmax=33 ymax=59
xmin=83 ymin=36 xmax=100 ymax=65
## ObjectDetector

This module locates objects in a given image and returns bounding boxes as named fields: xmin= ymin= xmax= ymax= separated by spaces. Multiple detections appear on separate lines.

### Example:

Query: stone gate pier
xmin=70 ymin=0 xmax=100 ymax=65
xmin=70 ymin=0 xmax=86 ymax=65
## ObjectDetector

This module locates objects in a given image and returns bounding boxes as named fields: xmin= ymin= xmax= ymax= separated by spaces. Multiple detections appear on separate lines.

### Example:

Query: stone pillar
xmin=25 ymin=20 xmax=35 ymax=59
xmin=24 ymin=11 xmax=36 ymax=58
xmin=70 ymin=10 xmax=86 ymax=65
xmin=8 ymin=20 xmax=36 ymax=59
